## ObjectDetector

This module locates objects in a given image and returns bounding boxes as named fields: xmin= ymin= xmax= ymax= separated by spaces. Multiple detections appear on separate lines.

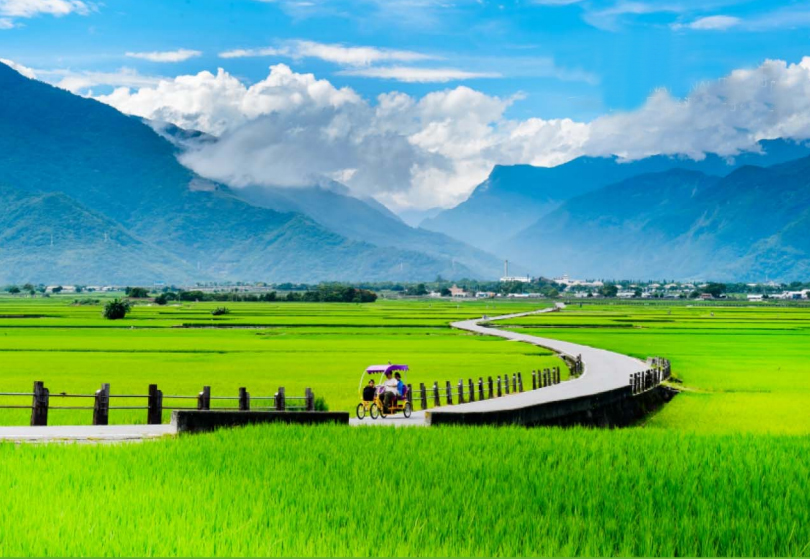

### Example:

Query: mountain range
xmin=2 ymin=60 xmax=810 ymax=283
xmin=0 ymin=62 xmax=500 ymax=284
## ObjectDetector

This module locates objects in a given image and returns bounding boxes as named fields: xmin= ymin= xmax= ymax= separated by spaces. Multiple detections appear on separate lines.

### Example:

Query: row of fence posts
xmin=21 ymin=382 xmax=314 ymax=427
xmin=415 ymin=367 xmax=562 ymax=411
xmin=570 ymin=354 xmax=584 ymax=377
xmin=629 ymin=357 xmax=671 ymax=395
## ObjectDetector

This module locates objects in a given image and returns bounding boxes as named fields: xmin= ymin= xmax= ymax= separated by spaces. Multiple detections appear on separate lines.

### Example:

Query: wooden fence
xmin=629 ymin=357 xmax=672 ymax=395
xmin=412 ymin=367 xmax=563 ymax=411
xmin=0 ymin=383 xmax=315 ymax=427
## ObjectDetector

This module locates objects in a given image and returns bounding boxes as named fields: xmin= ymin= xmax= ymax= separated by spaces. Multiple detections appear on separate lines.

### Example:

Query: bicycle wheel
xmin=355 ymin=403 xmax=366 ymax=420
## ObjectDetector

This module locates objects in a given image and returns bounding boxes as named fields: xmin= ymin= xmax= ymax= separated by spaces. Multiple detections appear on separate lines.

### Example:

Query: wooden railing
xmin=630 ymin=357 xmax=672 ymax=395
xmin=411 ymin=367 xmax=563 ymax=411
xmin=0 ymin=383 xmax=315 ymax=426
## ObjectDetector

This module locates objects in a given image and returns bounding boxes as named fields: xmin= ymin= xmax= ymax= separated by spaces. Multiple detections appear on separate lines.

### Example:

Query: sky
xmin=3 ymin=0 xmax=810 ymax=210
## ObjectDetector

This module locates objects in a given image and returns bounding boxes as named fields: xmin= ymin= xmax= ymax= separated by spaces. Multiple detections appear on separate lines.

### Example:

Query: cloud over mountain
xmin=19 ymin=55 xmax=810 ymax=210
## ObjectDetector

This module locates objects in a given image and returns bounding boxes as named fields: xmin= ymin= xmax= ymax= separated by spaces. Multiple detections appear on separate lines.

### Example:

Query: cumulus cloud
xmin=219 ymin=47 xmax=283 ymax=59
xmin=0 ymin=17 xmax=14 ymax=27
xmin=70 ymin=57 xmax=810 ymax=210
xmin=0 ymin=57 xmax=36 ymax=77
xmin=125 ymin=49 xmax=202 ymax=63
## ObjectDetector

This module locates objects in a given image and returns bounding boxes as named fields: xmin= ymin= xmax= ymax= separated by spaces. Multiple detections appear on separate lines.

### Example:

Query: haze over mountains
xmin=2 ymin=60 xmax=810 ymax=283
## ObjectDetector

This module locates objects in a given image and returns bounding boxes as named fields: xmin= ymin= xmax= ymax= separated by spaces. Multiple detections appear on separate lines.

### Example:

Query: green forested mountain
xmin=0 ymin=62 xmax=475 ymax=283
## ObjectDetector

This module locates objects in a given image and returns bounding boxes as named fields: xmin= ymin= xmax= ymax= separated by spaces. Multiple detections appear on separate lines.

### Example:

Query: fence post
xmin=433 ymin=381 xmax=441 ymax=407
xmin=406 ymin=384 xmax=413 ymax=406
xmin=545 ymin=369 xmax=551 ymax=387
xmin=512 ymin=374 xmax=517 ymax=393
xmin=239 ymin=387 xmax=250 ymax=411
xmin=487 ymin=376 xmax=494 ymax=399
xmin=518 ymin=372 xmax=524 ymax=393
xmin=445 ymin=381 xmax=453 ymax=405
xmin=497 ymin=376 xmax=502 ymax=397
xmin=147 ymin=383 xmax=163 ymax=424
xmin=30 ymin=380 xmax=49 ymax=427
xmin=458 ymin=380 xmax=465 ymax=404
xmin=556 ymin=367 xmax=561 ymax=384
xmin=93 ymin=383 xmax=110 ymax=426
xmin=478 ymin=378 xmax=485 ymax=401
xmin=629 ymin=374 xmax=635 ymax=395
xmin=504 ymin=375 xmax=510 ymax=395
xmin=468 ymin=379 xmax=475 ymax=402
xmin=197 ymin=386 xmax=211 ymax=411
xmin=275 ymin=387 xmax=286 ymax=411
xmin=532 ymin=370 xmax=537 ymax=390
xmin=420 ymin=383 xmax=428 ymax=410
xmin=305 ymin=388 xmax=314 ymax=411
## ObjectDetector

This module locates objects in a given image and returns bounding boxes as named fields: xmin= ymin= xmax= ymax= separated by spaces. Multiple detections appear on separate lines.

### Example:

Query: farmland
xmin=2 ymin=295 xmax=810 ymax=556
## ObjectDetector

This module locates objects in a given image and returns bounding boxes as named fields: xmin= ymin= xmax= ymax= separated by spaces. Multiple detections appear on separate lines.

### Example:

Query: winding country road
xmin=350 ymin=304 xmax=647 ymax=426
xmin=0 ymin=304 xmax=648 ymax=439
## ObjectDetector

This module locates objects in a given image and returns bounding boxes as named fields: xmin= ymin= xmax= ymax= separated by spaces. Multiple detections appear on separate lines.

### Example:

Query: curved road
xmin=350 ymin=304 xmax=647 ymax=426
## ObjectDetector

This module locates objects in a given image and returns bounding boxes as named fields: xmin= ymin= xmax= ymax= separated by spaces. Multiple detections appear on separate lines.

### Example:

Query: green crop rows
xmin=2 ymin=295 xmax=810 ymax=556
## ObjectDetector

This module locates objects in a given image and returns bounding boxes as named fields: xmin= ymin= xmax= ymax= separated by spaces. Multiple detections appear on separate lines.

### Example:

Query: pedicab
xmin=355 ymin=364 xmax=412 ymax=420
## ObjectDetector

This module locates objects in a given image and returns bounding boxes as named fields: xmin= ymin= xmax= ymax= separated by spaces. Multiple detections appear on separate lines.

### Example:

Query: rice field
xmin=0 ymin=296 xmax=564 ymax=424
xmin=2 ymin=295 xmax=810 ymax=556
xmin=1 ymin=424 xmax=809 ymax=556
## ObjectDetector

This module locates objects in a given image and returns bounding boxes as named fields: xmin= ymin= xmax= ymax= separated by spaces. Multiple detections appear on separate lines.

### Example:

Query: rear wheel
xmin=355 ymin=403 xmax=366 ymax=420
xmin=403 ymin=402 xmax=412 ymax=418
xmin=369 ymin=403 xmax=380 ymax=420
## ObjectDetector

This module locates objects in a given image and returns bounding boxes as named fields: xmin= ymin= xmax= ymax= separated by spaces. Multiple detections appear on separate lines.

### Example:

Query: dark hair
xmin=368 ymin=379 xmax=375 ymax=385
xmin=394 ymin=372 xmax=401 ymax=378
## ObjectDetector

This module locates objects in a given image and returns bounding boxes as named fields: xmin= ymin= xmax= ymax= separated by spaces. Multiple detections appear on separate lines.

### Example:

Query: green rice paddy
xmin=2 ymin=295 xmax=810 ymax=556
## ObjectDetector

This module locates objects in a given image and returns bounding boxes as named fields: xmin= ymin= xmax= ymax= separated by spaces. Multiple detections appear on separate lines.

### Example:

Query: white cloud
xmin=218 ymin=39 xmax=434 ymax=66
xmin=125 ymin=49 xmax=202 ymax=63
xmin=0 ymin=57 xmax=36 ymax=77
xmin=74 ymin=57 xmax=810 ymax=210
xmin=338 ymin=66 xmax=501 ymax=83
xmin=219 ymin=47 xmax=283 ymax=59
xmin=582 ymin=1 xmax=681 ymax=31
xmin=0 ymin=17 xmax=14 ymax=27
xmin=0 ymin=0 xmax=88 ymax=17
xmin=672 ymin=15 xmax=741 ymax=30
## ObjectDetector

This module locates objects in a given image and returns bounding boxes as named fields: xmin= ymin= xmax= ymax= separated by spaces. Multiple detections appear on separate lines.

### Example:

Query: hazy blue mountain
xmin=503 ymin=158 xmax=810 ymax=281
xmin=397 ymin=207 xmax=443 ymax=228
xmin=235 ymin=183 xmax=506 ymax=278
xmin=0 ymin=62 xmax=474 ymax=283
xmin=423 ymin=140 xmax=810 ymax=251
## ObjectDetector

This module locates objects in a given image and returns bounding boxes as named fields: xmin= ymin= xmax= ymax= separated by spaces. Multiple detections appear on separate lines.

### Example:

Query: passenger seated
xmin=362 ymin=379 xmax=376 ymax=402
xmin=380 ymin=370 xmax=399 ymax=412
xmin=395 ymin=372 xmax=406 ymax=400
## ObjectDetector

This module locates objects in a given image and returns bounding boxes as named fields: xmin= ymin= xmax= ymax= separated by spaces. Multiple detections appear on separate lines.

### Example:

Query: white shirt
xmin=382 ymin=377 xmax=399 ymax=394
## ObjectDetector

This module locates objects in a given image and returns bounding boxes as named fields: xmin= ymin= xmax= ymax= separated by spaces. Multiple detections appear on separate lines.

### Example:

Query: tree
xmin=633 ymin=288 xmax=642 ymax=298
xmin=51 ymin=286 xmax=63 ymax=294
xmin=154 ymin=293 xmax=169 ymax=306
xmin=125 ymin=287 xmax=150 ymax=298
xmin=703 ymin=282 xmax=727 ymax=298
xmin=22 ymin=283 xmax=34 ymax=292
xmin=440 ymin=287 xmax=451 ymax=297
xmin=7 ymin=285 xmax=20 ymax=294
xmin=599 ymin=283 xmax=619 ymax=298
xmin=103 ymin=298 xmax=131 ymax=320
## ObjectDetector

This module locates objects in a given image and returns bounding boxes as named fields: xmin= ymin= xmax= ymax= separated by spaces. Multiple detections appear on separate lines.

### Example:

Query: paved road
xmin=350 ymin=304 xmax=647 ymax=425
xmin=1 ymin=305 xmax=647 ymax=438
xmin=0 ymin=424 xmax=175 ymax=443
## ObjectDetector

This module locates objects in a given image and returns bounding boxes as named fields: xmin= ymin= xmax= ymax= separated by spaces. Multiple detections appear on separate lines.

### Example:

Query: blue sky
xmin=3 ymin=0 xmax=810 ymax=210
xmin=3 ymin=0 xmax=810 ymax=120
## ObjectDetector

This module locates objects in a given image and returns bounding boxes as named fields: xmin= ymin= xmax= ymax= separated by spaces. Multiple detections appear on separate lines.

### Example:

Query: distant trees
xmin=103 ymin=298 xmax=131 ymax=320
xmin=406 ymin=283 xmax=428 ymax=296
xmin=440 ymin=287 xmax=451 ymax=297
xmin=51 ymin=286 xmax=63 ymax=294
xmin=6 ymin=285 xmax=20 ymax=294
xmin=703 ymin=283 xmax=727 ymax=298
xmin=125 ymin=287 xmax=150 ymax=298
xmin=599 ymin=283 xmax=619 ymax=298
xmin=211 ymin=307 xmax=230 ymax=316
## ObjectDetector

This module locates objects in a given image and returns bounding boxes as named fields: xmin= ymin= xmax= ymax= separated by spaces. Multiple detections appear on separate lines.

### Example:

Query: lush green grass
xmin=0 ymin=296 xmax=564 ymax=424
xmin=2 ymin=424 xmax=809 ymax=557
xmin=501 ymin=303 xmax=810 ymax=433
xmin=3 ymin=296 xmax=810 ymax=557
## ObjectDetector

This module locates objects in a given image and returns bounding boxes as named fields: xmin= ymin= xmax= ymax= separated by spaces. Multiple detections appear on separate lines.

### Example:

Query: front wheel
xmin=403 ymin=402 xmax=412 ymax=418
xmin=355 ymin=403 xmax=366 ymax=420
xmin=369 ymin=403 xmax=380 ymax=420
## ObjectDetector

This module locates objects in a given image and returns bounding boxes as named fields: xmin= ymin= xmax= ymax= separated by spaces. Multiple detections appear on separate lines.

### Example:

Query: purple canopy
xmin=365 ymin=364 xmax=409 ymax=375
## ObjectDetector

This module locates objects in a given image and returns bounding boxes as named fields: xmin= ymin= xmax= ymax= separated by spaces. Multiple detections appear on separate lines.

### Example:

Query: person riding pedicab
xmin=362 ymin=379 xmax=376 ymax=403
xmin=394 ymin=372 xmax=406 ymax=399
xmin=380 ymin=370 xmax=399 ymax=413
